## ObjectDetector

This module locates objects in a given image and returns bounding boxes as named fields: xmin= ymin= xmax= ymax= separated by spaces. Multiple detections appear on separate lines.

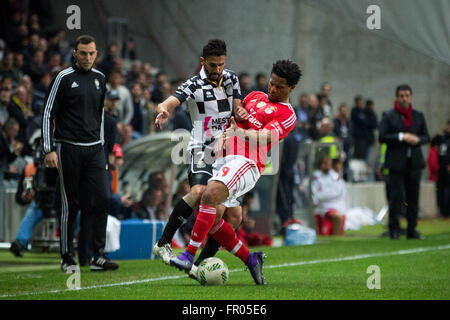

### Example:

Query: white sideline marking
xmin=1 ymin=244 xmax=449 ymax=298
xmin=262 ymin=244 xmax=450 ymax=270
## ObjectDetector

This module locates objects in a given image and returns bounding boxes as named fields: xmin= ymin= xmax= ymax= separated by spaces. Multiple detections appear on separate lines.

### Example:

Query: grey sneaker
xmin=153 ymin=243 xmax=176 ymax=265
xmin=246 ymin=252 xmax=265 ymax=285
xmin=170 ymin=251 xmax=194 ymax=271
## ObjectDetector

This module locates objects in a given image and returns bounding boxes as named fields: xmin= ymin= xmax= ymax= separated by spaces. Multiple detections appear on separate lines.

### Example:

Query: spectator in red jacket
xmin=427 ymin=135 xmax=441 ymax=182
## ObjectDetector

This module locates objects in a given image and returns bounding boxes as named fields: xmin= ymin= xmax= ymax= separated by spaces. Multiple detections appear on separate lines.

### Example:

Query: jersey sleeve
xmin=41 ymin=71 xmax=67 ymax=154
xmin=243 ymin=91 xmax=266 ymax=105
xmin=264 ymin=108 xmax=297 ymax=142
xmin=172 ymin=77 xmax=197 ymax=103
xmin=230 ymin=72 xmax=241 ymax=100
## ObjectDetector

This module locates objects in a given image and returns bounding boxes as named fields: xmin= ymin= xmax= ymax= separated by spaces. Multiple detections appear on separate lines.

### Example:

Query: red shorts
xmin=315 ymin=209 xmax=346 ymax=235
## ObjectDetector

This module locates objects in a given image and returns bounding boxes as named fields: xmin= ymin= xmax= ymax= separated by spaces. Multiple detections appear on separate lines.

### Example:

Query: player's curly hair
xmin=271 ymin=60 xmax=302 ymax=87
xmin=202 ymin=39 xmax=227 ymax=58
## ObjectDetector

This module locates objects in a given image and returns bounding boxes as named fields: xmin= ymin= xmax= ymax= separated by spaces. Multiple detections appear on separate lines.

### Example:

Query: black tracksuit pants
xmin=56 ymin=143 xmax=110 ymax=258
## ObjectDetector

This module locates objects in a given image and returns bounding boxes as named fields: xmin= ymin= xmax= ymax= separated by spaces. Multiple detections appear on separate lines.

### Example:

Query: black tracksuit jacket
xmin=41 ymin=64 xmax=106 ymax=154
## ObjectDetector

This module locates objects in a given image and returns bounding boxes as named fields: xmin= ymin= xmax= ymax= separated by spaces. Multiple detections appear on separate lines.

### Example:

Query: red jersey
xmin=222 ymin=91 xmax=296 ymax=173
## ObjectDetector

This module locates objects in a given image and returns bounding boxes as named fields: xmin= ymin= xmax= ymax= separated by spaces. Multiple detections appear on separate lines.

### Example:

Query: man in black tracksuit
xmin=41 ymin=35 xmax=118 ymax=272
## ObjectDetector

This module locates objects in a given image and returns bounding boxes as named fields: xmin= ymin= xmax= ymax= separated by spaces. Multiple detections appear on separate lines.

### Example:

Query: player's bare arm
xmin=155 ymin=96 xmax=181 ymax=129
xmin=225 ymin=116 xmax=274 ymax=144
xmin=233 ymin=98 xmax=249 ymax=121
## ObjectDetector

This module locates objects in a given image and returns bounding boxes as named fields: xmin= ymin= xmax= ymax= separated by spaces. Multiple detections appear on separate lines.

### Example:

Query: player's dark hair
xmin=202 ymin=39 xmax=227 ymax=58
xmin=271 ymin=60 xmax=302 ymax=87
xmin=75 ymin=35 xmax=96 ymax=49
xmin=396 ymin=84 xmax=412 ymax=96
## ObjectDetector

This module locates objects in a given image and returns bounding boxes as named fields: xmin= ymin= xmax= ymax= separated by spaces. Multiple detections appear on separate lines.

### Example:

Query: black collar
xmin=73 ymin=63 xmax=92 ymax=74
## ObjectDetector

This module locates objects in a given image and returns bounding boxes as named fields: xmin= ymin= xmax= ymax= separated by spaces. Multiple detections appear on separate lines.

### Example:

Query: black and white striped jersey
xmin=173 ymin=67 xmax=241 ymax=151
xmin=41 ymin=64 xmax=106 ymax=154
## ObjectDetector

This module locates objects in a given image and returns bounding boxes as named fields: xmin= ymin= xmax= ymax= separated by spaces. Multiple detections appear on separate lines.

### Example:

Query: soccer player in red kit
xmin=170 ymin=60 xmax=302 ymax=285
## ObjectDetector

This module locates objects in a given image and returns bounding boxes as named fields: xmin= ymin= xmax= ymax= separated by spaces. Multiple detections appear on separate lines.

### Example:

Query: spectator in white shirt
xmin=311 ymin=155 xmax=346 ymax=235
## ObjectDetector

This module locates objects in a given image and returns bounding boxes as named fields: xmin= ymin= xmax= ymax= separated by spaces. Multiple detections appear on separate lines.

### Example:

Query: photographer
xmin=10 ymin=131 xmax=58 ymax=257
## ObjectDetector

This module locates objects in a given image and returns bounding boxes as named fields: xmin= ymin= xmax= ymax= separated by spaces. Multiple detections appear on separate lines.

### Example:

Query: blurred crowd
xmin=0 ymin=2 xmax=184 ymax=235
xmin=1 ymin=1 xmax=448 ymax=248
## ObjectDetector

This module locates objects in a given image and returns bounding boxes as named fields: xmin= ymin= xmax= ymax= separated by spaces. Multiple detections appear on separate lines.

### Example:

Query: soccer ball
xmin=197 ymin=257 xmax=229 ymax=286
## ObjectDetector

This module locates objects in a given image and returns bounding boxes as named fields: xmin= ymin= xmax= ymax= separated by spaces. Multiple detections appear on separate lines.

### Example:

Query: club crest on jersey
xmin=265 ymin=105 xmax=277 ymax=114
xmin=94 ymin=79 xmax=100 ymax=90
xmin=257 ymin=101 xmax=266 ymax=109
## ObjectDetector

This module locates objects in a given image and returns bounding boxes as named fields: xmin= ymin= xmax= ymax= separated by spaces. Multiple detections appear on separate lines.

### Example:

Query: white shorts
xmin=209 ymin=155 xmax=261 ymax=207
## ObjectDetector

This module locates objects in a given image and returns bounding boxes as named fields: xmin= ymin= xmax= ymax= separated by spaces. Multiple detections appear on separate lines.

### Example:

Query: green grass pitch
xmin=1 ymin=219 xmax=449 ymax=300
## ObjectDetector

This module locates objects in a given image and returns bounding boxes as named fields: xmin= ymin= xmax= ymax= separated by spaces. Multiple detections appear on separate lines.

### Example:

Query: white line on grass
xmin=262 ymin=244 xmax=450 ymax=270
xmin=1 ymin=244 xmax=450 ymax=298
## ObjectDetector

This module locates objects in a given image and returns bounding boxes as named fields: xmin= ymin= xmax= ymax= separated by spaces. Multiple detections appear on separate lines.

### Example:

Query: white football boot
xmin=188 ymin=264 xmax=199 ymax=281
xmin=152 ymin=243 xmax=176 ymax=265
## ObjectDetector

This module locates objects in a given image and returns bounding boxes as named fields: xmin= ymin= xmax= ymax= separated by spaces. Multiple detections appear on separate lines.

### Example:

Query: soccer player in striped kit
xmin=153 ymin=40 xmax=248 ymax=277
xmin=170 ymin=60 xmax=302 ymax=285
xmin=42 ymin=35 xmax=118 ymax=272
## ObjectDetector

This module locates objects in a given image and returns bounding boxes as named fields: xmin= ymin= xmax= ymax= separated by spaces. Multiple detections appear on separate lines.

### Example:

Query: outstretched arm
xmin=155 ymin=96 xmax=181 ymax=130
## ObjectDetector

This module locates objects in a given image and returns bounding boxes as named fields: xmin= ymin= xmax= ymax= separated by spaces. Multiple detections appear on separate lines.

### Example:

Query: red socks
xmin=210 ymin=219 xmax=250 ymax=263
xmin=186 ymin=206 xmax=250 ymax=265
xmin=186 ymin=205 xmax=216 ymax=255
